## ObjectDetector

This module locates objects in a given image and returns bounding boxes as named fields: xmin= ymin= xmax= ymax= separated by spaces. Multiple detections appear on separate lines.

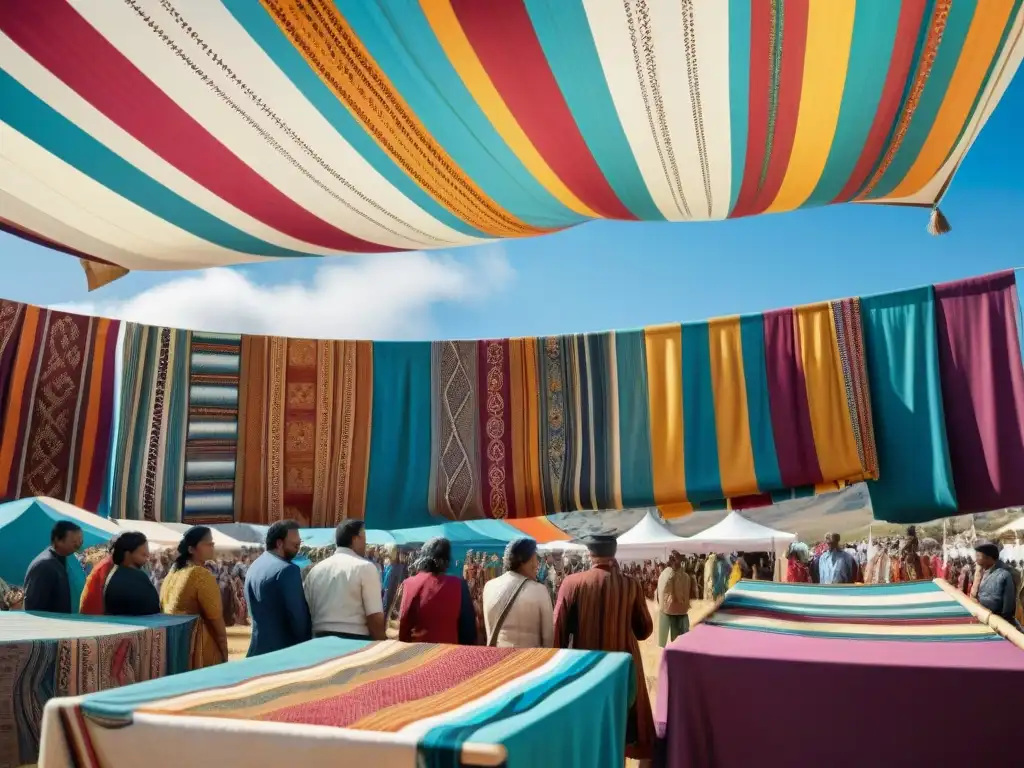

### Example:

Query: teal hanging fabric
xmin=365 ymin=342 xmax=435 ymax=529
xmin=861 ymin=286 xmax=957 ymax=522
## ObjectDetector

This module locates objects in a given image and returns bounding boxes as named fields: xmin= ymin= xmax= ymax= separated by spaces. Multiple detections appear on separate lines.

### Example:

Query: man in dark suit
xmin=244 ymin=519 xmax=311 ymax=657
xmin=25 ymin=520 xmax=83 ymax=613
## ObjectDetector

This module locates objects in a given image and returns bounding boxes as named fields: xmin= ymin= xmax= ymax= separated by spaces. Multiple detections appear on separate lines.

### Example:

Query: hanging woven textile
xmin=0 ymin=306 xmax=119 ymax=509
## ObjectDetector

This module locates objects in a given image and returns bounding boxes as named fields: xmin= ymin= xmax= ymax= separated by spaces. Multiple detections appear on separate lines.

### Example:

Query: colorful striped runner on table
xmin=40 ymin=639 xmax=632 ymax=768
xmin=705 ymin=580 xmax=1003 ymax=642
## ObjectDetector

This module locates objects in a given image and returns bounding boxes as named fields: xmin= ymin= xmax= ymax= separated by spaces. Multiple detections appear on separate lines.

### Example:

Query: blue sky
xmin=2 ymin=73 xmax=1022 ymax=340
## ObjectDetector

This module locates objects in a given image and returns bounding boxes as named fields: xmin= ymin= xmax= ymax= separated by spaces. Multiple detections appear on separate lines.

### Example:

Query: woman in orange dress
xmin=160 ymin=526 xmax=228 ymax=669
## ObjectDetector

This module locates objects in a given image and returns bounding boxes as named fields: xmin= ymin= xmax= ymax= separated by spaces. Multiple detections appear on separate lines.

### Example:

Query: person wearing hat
xmin=553 ymin=534 xmax=654 ymax=764
xmin=482 ymin=538 xmax=553 ymax=648
xmin=974 ymin=540 xmax=1018 ymax=625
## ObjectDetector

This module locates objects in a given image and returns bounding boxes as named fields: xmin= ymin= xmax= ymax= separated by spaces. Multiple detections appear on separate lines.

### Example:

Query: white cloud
xmin=56 ymin=249 xmax=515 ymax=339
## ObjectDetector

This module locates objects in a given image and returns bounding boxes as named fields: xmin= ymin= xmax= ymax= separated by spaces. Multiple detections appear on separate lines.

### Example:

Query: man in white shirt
xmin=303 ymin=520 xmax=386 ymax=641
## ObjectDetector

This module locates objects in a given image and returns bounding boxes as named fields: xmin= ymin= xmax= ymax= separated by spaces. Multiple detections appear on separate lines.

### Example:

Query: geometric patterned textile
xmin=38 ymin=639 xmax=632 ymax=768
xmin=705 ymin=579 xmax=1004 ymax=642
xmin=0 ymin=1 xmax=1021 ymax=279
xmin=235 ymin=336 xmax=373 ymax=527
xmin=0 ymin=306 xmax=119 ymax=511
xmin=0 ymin=611 xmax=196 ymax=768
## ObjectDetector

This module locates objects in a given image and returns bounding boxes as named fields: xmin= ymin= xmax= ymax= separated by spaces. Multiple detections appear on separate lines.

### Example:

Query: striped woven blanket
xmin=705 ymin=580 xmax=1002 ymax=642
xmin=40 ymin=639 xmax=632 ymax=768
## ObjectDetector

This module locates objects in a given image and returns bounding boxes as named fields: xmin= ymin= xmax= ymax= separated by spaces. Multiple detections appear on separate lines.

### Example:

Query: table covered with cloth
xmin=0 ymin=611 xmax=197 ymax=768
xmin=38 ymin=638 xmax=633 ymax=768
xmin=654 ymin=580 xmax=1024 ymax=767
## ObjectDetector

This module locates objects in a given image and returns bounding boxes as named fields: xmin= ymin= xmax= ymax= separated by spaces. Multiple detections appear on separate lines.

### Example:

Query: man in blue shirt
xmin=817 ymin=532 xmax=857 ymax=585
xmin=244 ymin=520 xmax=311 ymax=657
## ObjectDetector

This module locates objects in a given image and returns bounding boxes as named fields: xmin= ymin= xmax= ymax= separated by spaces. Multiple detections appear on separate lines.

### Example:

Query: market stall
xmin=0 ymin=611 xmax=197 ymax=768
xmin=38 ymin=638 xmax=632 ymax=768
xmin=654 ymin=580 xmax=1024 ymax=767
xmin=675 ymin=512 xmax=795 ymax=560
xmin=0 ymin=497 xmax=122 ymax=585
xmin=615 ymin=510 xmax=690 ymax=562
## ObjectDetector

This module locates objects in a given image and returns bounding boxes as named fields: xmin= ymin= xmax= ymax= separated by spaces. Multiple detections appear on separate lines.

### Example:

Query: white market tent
xmin=537 ymin=539 xmax=587 ymax=553
xmin=162 ymin=522 xmax=248 ymax=551
xmin=112 ymin=520 xmax=248 ymax=552
xmin=676 ymin=512 xmax=795 ymax=559
xmin=996 ymin=517 xmax=1024 ymax=535
xmin=615 ymin=510 xmax=691 ymax=562
xmin=111 ymin=519 xmax=181 ymax=550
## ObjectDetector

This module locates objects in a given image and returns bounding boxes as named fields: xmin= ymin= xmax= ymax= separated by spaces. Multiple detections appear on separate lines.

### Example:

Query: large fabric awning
xmin=2 ymin=2 xmax=1021 ymax=286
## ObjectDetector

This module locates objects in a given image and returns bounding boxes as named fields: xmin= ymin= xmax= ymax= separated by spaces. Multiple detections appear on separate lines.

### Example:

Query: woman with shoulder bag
xmin=482 ymin=538 xmax=553 ymax=648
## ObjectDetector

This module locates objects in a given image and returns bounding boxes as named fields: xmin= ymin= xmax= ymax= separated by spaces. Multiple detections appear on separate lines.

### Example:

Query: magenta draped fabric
xmin=934 ymin=271 xmax=1024 ymax=513
xmin=654 ymin=625 xmax=1024 ymax=768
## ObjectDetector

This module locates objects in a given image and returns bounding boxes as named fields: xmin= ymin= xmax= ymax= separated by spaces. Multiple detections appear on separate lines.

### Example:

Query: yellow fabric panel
xmin=766 ymin=0 xmax=856 ymax=213
xmin=644 ymin=324 xmax=686 ymax=507
xmin=708 ymin=316 xmax=758 ymax=497
xmin=419 ymin=0 xmax=600 ymax=218
xmin=886 ymin=0 xmax=1017 ymax=199
xmin=510 ymin=337 xmax=545 ymax=518
xmin=261 ymin=0 xmax=539 ymax=238
xmin=794 ymin=303 xmax=863 ymax=482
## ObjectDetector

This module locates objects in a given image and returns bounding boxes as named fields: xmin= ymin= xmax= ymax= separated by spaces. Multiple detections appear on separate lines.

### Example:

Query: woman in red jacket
xmin=399 ymin=537 xmax=478 ymax=645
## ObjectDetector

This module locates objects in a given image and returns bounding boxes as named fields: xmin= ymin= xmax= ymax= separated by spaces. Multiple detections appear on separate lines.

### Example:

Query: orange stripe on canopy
xmin=505 ymin=517 xmax=571 ymax=543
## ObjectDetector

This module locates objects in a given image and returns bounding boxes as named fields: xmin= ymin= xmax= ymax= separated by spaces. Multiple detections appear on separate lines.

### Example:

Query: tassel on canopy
xmin=80 ymin=259 xmax=129 ymax=291
xmin=927 ymin=207 xmax=951 ymax=236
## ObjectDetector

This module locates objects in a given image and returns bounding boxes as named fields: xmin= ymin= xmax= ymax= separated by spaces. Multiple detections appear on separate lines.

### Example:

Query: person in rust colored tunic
xmin=552 ymin=535 xmax=654 ymax=764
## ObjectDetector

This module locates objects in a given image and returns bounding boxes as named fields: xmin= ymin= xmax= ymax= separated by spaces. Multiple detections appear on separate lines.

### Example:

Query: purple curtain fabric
xmin=654 ymin=625 xmax=1024 ymax=768
xmin=934 ymin=271 xmax=1024 ymax=513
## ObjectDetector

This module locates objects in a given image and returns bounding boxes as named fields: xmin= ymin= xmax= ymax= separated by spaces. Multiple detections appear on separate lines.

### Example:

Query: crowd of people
xmin=9 ymin=516 xmax=1024 ymax=764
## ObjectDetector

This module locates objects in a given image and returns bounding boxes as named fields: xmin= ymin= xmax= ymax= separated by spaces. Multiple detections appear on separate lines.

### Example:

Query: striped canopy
xmin=706 ymin=579 xmax=1004 ymax=642
xmin=1 ymin=1 xmax=1021 ymax=286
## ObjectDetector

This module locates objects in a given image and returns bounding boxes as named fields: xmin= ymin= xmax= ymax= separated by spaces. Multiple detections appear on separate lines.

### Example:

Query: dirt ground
xmin=227 ymin=598 xmax=717 ymax=697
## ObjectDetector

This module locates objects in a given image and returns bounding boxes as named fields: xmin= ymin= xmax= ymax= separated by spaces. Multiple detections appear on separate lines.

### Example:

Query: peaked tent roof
xmin=679 ymin=512 xmax=795 ymax=554
xmin=0 ymin=497 xmax=121 ymax=585
xmin=161 ymin=522 xmax=249 ymax=551
xmin=616 ymin=510 xmax=690 ymax=561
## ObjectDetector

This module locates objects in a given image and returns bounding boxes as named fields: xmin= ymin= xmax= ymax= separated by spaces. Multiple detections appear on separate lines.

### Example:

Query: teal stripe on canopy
xmin=221 ymin=0 xmax=490 ymax=238
xmin=804 ymin=2 xmax=902 ymax=206
xmin=864 ymin=0 xmax=977 ymax=199
xmin=523 ymin=0 xmax=664 ymax=221
xmin=335 ymin=0 xmax=586 ymax=230
xmin=0 ymin=70 xmax=310 ymax=259
xmin=727 ymin=0 xmax=751 ymax=215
